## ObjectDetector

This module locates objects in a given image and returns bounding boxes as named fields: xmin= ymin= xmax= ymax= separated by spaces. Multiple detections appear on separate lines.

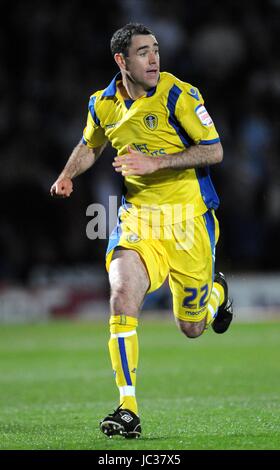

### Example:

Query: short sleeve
xmin=82 ymin=95 xmax=107 ymax=148
xmin=176 ymin=86 xmax=220 ymax=145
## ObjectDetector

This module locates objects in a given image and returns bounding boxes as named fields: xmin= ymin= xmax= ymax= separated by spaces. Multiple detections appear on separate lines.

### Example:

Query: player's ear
xmin=114 ymin=53 xmax=127 ymax=70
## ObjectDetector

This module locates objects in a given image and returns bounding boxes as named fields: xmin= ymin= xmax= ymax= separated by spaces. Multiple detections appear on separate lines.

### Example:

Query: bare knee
xmin=177 ymin=319 xmax=206 ymax=338
xmin=110 ymin=284 xmax=133 ymax=314
xmin=109 ymin=249 xmax=149 ymax=316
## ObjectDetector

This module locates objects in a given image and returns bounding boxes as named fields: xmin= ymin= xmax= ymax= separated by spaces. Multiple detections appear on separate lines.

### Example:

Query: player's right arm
xmin=50 ymin=140 xmax=107 ymax=198
xmin=51 ymin=92 xmax=108 ymax=198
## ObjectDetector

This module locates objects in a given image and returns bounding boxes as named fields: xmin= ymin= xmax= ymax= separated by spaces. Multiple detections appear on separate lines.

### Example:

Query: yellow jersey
xmin=83 ymin=71 xmax=220 ymax=222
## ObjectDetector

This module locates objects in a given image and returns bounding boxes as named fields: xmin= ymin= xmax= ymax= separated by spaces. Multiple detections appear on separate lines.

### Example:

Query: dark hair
xmin=110 ymin=23 xmax=154 ymax=57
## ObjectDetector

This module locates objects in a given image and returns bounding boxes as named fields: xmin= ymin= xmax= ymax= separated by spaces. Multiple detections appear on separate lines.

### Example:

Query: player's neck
xmin=119 ymin=76 xmax=146 ymax=100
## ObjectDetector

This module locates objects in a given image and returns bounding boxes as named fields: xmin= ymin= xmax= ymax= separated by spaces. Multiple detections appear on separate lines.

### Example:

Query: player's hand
xmin=112 ymin=146 xmax=159 ymax=176
xmin=50 ymin=177 xmax=73 ymax=198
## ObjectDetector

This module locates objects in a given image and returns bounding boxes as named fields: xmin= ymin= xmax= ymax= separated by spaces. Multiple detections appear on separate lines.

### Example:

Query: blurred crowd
xmin=1 ymin=0 xmax=280 ymax=282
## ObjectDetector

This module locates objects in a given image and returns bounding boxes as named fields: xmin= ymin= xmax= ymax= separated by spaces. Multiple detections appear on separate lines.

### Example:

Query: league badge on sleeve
xmin=195 ymin=104 xmax=213 ymax=127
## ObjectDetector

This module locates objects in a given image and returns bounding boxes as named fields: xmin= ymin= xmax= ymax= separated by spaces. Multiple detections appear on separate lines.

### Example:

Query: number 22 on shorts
xmin=182 ymin=284 xmax=209 ymax=309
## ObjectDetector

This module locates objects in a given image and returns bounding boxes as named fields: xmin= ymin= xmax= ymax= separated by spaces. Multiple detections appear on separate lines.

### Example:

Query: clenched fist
xmin=50 ymin=177 xmax=73 ymax=198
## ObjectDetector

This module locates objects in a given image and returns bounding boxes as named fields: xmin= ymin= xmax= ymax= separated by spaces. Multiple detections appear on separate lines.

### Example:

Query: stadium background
xmin=1 ymin=0 xmax=280 ymax=321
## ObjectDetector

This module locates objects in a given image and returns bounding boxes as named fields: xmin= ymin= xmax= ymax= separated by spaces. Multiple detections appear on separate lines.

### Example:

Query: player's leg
xmin=168 ymin=210 xmax=232 ymax=338
xmin=100 ymin=248 xmax=149 ymax=438
xmin=170 ymin=273 xmax=210 ymax=338
xmin=109 ymin=248 xmax=149 ymax=317
xmin=176 ymin=272 xmax=232 ymax=337
xmin=108 ymin=249 xmax=149 ymax=414
xmin=202 ymin=211 xmax=233 ymax=333
xmin=175 ymin=274 xmax=232 ymax=337
xmin=101 ymin=211 xmax=169 ymax=438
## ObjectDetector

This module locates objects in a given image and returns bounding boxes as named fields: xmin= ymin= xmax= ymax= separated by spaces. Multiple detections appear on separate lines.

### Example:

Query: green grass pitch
xmin=0 ymin=318 xmax=279 ymax=450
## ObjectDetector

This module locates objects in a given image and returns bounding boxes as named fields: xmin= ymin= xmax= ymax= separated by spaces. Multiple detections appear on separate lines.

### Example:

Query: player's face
xmin=124 ymin=34 xmax=160 ymax=90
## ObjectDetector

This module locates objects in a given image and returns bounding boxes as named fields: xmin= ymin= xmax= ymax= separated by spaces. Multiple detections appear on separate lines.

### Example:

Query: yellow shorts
xmin=106 ymin=207 xmax=219 ymax=322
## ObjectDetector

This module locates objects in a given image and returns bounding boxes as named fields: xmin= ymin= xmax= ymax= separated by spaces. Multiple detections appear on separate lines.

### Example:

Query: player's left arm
xmin=113 ymin=142 xmax=223 ymax=176
xmin=158 ymin=141 xmax=223 ymax=170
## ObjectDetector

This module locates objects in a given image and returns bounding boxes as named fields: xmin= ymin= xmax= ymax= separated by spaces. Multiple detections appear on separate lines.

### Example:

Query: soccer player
xmin=50 ymin=23 xmax=233 ymax=439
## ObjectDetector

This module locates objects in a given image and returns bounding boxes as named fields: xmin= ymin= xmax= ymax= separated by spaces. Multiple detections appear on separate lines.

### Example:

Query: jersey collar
xmin=102 ymin=72 xmax=158 ymax=98
xmin=102 ymin=73 xmax=119 ymax=97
